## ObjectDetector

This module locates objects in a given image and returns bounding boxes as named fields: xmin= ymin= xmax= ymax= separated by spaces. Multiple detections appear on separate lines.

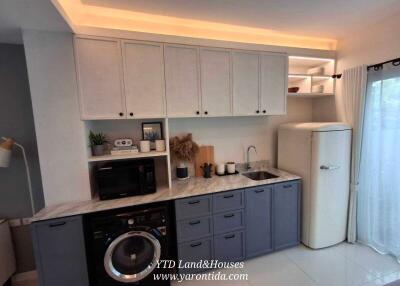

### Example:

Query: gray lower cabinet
xmin=31 ymin=216 xmax=89 ymax=286
xmin=245 ymin=185 xmax=273 ymax=258
xmin=177 ymin=237 xmax=213 ymax=274
xmin=174 ymin=180 xmax=301 ymax=272
xmin=214 ymin=230 xmax=245 ymax=262
xmin=273 ymin=181 xmax=301 ymax=250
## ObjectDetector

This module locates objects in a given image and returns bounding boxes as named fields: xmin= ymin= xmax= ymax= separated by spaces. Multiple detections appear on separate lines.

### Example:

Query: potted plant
xmin=89 ymin=131 xmax=108 ymax=156
xmin=170 ymin=133 xmax=199 ymax=180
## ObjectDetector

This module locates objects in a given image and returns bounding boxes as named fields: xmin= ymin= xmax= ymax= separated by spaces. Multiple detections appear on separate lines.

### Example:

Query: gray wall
xmin=0 ymin=43 xmax=44 ymax=218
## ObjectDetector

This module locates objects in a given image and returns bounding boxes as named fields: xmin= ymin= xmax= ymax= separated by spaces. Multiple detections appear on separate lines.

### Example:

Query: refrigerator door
xmin=308 ymin=129 xmax=352 ymax=249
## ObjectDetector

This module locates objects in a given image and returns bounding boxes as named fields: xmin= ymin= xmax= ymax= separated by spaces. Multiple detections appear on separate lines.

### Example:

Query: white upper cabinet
xmin=122 ymin=41 xmax=166 ymax=118
xmin=74 ymin=37 xmax=125 ymax=120
xmin=232 ymin=51 xmax=260 ymax=116
xmin=164 ymin=45 xmax=201 ymax=118
xmin=199 ymin=48 xmax=232 ymax=117
xmin=260 ymin=53 xmax=287 ymax=115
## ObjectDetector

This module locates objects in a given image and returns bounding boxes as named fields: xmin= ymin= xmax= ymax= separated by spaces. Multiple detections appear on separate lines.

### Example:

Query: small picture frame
xmin=142 ymin=122 xmax=163 ymax=150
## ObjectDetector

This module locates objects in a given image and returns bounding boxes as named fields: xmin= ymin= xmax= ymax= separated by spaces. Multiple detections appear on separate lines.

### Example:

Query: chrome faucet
xmin=246 ymin=145 xmax=257 ymax=170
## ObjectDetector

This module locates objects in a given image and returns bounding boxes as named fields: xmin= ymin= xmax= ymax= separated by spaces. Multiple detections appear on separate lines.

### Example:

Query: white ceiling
xmin=81 ymin=0 xmax=400 ymax=38
xmin=0 ymin=0 xmax=70 ymax=44
xmin=1 ymin=0 xmax=400 ymax=44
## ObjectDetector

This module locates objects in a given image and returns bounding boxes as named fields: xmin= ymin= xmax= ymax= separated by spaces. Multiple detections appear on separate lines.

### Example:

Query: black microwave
xmin=94 ymin=159 xmax=156 ymax=200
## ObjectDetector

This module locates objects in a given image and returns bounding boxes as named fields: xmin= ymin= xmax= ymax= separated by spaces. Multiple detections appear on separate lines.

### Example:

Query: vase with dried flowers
xmin=169 ymin=133 xmax=199 ymax=180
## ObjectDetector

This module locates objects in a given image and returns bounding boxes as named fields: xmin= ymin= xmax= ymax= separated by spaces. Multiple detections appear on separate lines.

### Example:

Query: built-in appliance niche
xmin=84 ymin=118 xmax=172 ymax=199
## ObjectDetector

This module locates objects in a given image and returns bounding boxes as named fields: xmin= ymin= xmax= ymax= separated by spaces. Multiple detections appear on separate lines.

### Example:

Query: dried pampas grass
xmin=170 ymin=133 xmax=199 ymax=162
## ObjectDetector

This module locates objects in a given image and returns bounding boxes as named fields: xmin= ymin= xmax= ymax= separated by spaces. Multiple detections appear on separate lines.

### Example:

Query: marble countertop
xmin=32 ymin=166 xmax=301 ymax=222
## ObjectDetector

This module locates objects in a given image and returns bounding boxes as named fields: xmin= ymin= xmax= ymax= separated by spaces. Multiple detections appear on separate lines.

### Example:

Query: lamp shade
xmin=0 ymin=138 xmax=14 ymax=168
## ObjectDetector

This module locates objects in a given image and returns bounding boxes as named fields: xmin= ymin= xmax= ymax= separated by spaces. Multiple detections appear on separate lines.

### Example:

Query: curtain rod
xmin=367 ymin=57 xmax=400 ymax=71
xmin=331 ymin=57 xmax=400 ymax=79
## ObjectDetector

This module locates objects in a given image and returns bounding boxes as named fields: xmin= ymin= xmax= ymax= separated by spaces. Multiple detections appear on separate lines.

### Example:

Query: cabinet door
xmin=123 ymin=41 xmax=166 ymax=118
xmin=273 ymin=181 xmax=301 ymax=250
xmin=164 ymin=45 xmax=200 ymax=118
xmin=260 ymin=53 xmax=287 ymax=115
xmin=74 ymin=37 xmax=125 ymax=120
xmin=32 ymin=216 xmax=89 ymax=286
xmin=245 ymin=185 xmax=273 ymax=258
xmin=232 ymin=51 xmax=260 ymax=116
xmin=200 ymin=48 xmax=231 ymax=117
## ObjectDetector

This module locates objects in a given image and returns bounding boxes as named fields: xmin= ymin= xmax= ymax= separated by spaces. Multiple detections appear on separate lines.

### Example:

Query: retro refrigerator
xmin=278 ymin=122 xmax=352 ymax=249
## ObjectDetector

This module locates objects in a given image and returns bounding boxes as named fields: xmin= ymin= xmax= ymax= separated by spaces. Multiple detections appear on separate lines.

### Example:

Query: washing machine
xmin=85 ymin=203 xmax=172 ymax=285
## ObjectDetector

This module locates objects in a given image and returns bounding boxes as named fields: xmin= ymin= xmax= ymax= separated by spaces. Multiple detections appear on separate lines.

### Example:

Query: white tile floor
xmin=20 ymin=243 xmax=400 ymax=286
xmin=173 ymin=243 xmax=400 ymax=286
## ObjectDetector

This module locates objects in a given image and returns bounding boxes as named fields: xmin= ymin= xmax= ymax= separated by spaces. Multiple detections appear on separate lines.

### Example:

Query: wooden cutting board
xmin=194 ymin=145 xmax=215 ymax=177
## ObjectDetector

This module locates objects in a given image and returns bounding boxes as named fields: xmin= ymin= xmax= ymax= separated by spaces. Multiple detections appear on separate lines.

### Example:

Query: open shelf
xmin=88 ymin=150 xmax=168 ymax=162
xmin=288 ymin=55 xmax=336 ymax=97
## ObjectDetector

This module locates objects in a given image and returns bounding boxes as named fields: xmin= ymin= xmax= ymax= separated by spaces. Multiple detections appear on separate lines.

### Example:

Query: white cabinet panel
xmin=75 ymin=37 xmax=125 ymax=120
xmin=123 ymin=41 xmax=166 ymax=118
xmin=260 ymin=53 xmax=287 ymax=115
xmin=200 ymin=48 xmax=231 ymax=117
xmin=232 ymin=51 xmax=260 ymax=116
xmin=164 ymin=45 xmax=201 ymax=118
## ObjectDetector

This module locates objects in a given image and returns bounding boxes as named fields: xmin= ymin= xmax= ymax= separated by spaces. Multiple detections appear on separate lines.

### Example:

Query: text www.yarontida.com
xmin=153 ymin=272 xmax=249 ymax=283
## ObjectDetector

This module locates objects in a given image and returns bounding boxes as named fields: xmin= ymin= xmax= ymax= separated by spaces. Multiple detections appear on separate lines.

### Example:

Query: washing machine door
xmin=104 ymin=230 xmax=161 ymax=283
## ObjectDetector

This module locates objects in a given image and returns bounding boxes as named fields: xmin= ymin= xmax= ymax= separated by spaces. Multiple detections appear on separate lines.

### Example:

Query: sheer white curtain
xmin=342 ymin=66 xmax=368 ymax=243
xmin=358 ymin=62 xmax=400 ymax=261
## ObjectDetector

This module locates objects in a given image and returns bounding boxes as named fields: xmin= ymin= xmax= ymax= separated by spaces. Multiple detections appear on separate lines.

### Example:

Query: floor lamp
xmin=0 ymin=137 xmax=35 ymax=215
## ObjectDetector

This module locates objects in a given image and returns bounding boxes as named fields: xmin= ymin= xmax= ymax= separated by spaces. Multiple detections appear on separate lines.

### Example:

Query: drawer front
xmin=213 ymin=209 xmax=244 ymax=235
xmin=178 ymin=237 xmax=213 ymax=274
xmin=177 ymin=216 xmax=213 ymax=242
xmin=175 ymin=195 xmax=212 ymax=220
xmin=213 ymin=189 xmax=244 ymax=213
xmin=214 ymin=231 xmax=245 ymax=262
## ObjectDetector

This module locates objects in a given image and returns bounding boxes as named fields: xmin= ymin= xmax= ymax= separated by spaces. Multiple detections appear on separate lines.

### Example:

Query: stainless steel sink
xmin=242 ymin=171 xmax=279 ymax=181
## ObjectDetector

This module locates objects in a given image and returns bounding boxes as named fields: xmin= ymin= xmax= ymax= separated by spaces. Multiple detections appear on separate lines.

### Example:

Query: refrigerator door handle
xmin=320 ymin=165 xmax=340 ymax=170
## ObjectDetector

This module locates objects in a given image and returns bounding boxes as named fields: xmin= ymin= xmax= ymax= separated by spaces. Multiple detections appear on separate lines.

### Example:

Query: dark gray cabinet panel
xmin=273 ymin=181 xmax=300 ymax=250
xmin=177 ymin=216 xmax=213 ymax=242
xmin=32 ymin=216 xmax=89 ymax=286
xmin=212 ymin=189 xmax=244 ymax=213
xmin=178 ymin=237 xmax=213 ymax=274
xmin=213 ymin=209 xmax=244 ymax=235
xmin=214 ymin=231 xmax=245 ymax=262
xmin=175 ymin=195 xmax=212 ymax=220
xmin=245 ymin=185 xmax=273 ymax=258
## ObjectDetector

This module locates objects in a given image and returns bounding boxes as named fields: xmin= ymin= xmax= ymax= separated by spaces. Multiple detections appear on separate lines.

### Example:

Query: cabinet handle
xmin=224 ymin=213 xmax=235 ymax=218
xmin=129 ymin=112 xmax=134 ymax=117
xmin=189 ymin=220 xmax=201 ymax=225
xmin=255 ymin=189 xmax=265 ymax=193
xmin=283 ymin=184 xmax=292 ymax=189
xmin=188 ymin=200 xmax=200 ymax=205
xmin=119 ymin=112 xmax=124 ymax=117
xmin=224 ymin=234 xmax=235 ymax=239
xmin=196 ymin=111 xmax=200 ymax=115
xmin=263 ymin=110 xmax=266 ymax=113
xmin=256 ymin=110 xmax=260 ymax=114
xmin=49 ymin=221 xmax=66 ymax=228
xmin=223 ymin=194 xmax=234 ymax=199
xmin=190 ymin=242 xmax=202 ymax=247
xmin=204 ymin=111 xmax=208 ymax=115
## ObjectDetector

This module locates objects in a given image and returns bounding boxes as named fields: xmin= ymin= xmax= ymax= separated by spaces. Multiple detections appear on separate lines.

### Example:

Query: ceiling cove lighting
xmin=289 ymin=56 xmax=335 ymax=61
xmin=52 ymin=0 xmax=337 ymax=51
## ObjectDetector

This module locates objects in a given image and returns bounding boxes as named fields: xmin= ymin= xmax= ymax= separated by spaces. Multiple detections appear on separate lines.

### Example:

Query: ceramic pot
xmin=176 ymin=162 xmax=189 ymax=180
xmin=91 ymin=145 xmax=105 ymax=156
